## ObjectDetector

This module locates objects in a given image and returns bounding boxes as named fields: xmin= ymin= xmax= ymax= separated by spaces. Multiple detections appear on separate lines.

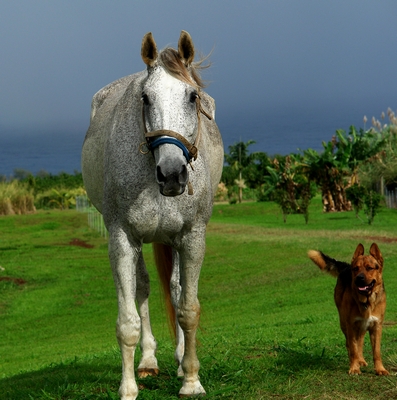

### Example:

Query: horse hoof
xmin=179 ymin=382 xmax=206 ymax=397
xmin=119 ymin=380 xmax=138 ymax=400
xmin=138 ymin=368 xmax=159 ymax=378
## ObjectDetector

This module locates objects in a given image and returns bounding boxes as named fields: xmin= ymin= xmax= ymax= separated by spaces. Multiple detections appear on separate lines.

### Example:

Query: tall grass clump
xmin=0 ymin=181 xmax=36 ymax=215
xmin=35 ymin=187 xmax=86 ymax=210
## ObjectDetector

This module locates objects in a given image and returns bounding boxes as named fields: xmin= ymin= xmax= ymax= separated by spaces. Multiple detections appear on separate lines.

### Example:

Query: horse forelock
xmin=157 ymin=47 xmax=207 ymax=90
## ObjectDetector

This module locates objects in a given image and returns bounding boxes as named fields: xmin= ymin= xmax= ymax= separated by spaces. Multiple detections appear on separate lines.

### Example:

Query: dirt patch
xmin=0 ymin=276 xmax=27 ymax=285
xmin=69 ymin=238 xmax=94 ymax=249
xmin=362 ymin=236 xmax=397 ymax=244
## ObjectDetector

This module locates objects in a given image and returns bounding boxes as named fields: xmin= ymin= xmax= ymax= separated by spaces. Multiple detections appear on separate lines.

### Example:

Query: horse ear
xmin=369 ymin=243 xmax=383 ymax=267
xmin=352 ymin=243 xmax=364 ymax=263
xmin=178 ymin=30 xmax=195 ymax=66
xmin=141 ymin=32 xmax=158 ymax=67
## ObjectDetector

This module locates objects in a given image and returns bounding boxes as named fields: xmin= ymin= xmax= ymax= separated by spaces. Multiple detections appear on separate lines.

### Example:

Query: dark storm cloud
xmin=0 ymin=0 xmax=396 ymax=139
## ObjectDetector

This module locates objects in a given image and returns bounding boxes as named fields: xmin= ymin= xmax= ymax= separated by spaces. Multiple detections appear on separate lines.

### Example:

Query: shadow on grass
xmin=2 ymin=344 xmax=396 ymax=400
xmin=270 ymin=342 xmax=342 ymax=373
xmin=0 ymin=357 xmax=120 ymax=399
xmin=0 ymin=354 xmax=187 ymax=400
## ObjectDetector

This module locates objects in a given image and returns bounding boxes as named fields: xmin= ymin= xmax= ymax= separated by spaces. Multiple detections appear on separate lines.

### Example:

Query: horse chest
xmin=126 ymin=199 xmax=195 ymax=242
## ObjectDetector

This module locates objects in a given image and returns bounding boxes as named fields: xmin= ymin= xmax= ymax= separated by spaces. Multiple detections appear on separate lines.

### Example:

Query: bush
xmin=21 ymin=171 xmax=84 ymax=195
xmin=214 ymin=182 xmax=228 ymax=202
xmin=35 ymin=187 xmax=86 ymax=210
xmin=346 ymin=183 xmax=383 ymax=224
xmin=0 ymin=181 xmax=36 ymax=215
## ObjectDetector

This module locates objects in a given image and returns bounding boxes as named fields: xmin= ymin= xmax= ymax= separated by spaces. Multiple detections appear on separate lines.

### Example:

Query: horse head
xmin=140 ymin=31 xmax=201 ymax=197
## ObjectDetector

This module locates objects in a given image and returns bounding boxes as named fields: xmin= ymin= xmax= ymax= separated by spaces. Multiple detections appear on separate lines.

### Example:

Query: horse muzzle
xmin=156 ymin=160 xmax=189 ymax=196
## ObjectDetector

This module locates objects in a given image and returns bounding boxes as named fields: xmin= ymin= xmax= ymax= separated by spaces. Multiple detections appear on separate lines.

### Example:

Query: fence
xmin=76 ymin=187 xmax=397 ymax=236
xmin=76 ymin=195 xmax=108 ymax=238
xmin=385 ymin=188 xmax=397 ymax=209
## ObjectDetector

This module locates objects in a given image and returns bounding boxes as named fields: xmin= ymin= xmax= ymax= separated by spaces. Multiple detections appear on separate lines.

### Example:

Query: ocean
xmin=0 ymin=98 xmax=393 ymax=178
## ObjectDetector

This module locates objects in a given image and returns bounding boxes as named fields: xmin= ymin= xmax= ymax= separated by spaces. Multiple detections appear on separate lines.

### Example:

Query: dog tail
xmin=308 ymin=250 xmax=350 ymax=278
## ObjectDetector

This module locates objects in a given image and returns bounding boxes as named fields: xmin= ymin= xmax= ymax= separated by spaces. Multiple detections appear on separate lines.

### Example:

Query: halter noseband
xmin=140 ymin=94 xmax=211 ymax=164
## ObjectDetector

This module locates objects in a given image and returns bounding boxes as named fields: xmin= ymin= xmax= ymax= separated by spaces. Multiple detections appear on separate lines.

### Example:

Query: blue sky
xmin=1 ymin=0 xmax=396 ymax=148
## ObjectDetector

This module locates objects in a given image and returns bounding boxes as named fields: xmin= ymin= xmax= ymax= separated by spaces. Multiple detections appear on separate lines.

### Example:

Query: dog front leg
xmin=369 ymin=325 xmax=389 ymax=375
xmin=357 ymin=334 xmax=368 ymax=367
xmin=346 ymin=328 xmax=363 ymax=375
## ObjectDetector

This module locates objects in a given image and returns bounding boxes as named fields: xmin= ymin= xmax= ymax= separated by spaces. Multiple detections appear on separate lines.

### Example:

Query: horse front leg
xmin=177 ymin=229 xmax=206 ymax=397
xmin=170 ymin=250 xmax=185 ymax=377
xmin=108 ymin=228 xmax=141 ymax=400
xmin=136 ymin=252 xmax=159 ymax=378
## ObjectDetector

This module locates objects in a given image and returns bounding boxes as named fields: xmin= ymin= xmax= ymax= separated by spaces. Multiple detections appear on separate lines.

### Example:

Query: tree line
xmin=0 ymin=170 xmax=84 ymax=215
xmin=221 ymin=108 xmax=397 ymax=224
xmin=1 ymin=108 xmax=396 ymax=220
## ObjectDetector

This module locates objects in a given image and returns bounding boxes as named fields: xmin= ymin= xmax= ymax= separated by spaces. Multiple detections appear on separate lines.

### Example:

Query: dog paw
xmin=348 ymin=367 xmax=361 ymax=375
xmin=375 ymin=368 xmax=389 ymax=376
xmin=359 ymin=359 xmax=368 ymax=367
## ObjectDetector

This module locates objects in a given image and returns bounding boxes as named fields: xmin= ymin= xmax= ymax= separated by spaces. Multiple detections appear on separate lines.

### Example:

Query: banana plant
xmin=265 ymin=155 xmax=314 ymax=223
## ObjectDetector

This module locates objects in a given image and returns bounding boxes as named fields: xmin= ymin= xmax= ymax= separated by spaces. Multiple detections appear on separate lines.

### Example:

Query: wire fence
xmin=385 ymin=188 xmax=397 ymax=209
xmin=76 ymin=195 xmax=108 ymax=238
xmin=76 ymin=186 xmax=397 ymax=237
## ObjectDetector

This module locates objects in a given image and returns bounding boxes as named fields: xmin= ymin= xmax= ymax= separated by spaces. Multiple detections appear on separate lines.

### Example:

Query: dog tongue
xmin=359 ymin=286 xmax=369 ymax=291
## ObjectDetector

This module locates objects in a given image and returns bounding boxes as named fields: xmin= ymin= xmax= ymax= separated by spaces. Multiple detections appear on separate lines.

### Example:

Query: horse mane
xmin=158 ymin=47 xmax=210 ymax=90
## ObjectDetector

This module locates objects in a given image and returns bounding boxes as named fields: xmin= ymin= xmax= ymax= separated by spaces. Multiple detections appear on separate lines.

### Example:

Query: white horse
xmin=82 ymin=31 xmax=223 ymax=399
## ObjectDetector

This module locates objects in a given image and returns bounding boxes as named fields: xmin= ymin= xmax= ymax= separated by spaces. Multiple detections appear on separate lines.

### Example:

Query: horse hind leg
xmin=136 ymin=252 xmax=159 ymax=378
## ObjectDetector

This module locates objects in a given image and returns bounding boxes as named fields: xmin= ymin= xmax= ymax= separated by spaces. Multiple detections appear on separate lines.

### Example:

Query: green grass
xmin=1 ymin=198 xmax=397 ymax=399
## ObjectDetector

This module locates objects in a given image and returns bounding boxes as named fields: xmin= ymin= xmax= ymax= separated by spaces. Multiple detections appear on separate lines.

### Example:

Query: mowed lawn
xmin=1 ymin=198 xmax=397 ymax=399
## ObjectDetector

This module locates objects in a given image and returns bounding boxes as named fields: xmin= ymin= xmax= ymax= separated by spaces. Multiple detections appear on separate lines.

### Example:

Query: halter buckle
xmin=139 ymin=142 xmax=151 ymax=155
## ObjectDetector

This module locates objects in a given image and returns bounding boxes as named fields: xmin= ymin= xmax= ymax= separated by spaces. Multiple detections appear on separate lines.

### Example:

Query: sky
xmin=1 ymin=0 xmax=397 ymax=165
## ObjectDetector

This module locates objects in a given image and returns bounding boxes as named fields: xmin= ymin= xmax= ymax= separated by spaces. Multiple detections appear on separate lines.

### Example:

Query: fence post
xmin=76 ymin=195 xmax=108 ymax=238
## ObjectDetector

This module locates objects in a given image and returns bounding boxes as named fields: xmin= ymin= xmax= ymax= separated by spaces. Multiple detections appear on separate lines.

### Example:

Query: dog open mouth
xmin=356 ymin=280 xmax=375 ymax=294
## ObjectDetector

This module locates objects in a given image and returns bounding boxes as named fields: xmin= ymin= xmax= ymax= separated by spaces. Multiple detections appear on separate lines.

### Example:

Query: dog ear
xmin=352 ymin=243 xmax=364 ymax=263
xmin=369 ymin=242 xmax=383 ymax=268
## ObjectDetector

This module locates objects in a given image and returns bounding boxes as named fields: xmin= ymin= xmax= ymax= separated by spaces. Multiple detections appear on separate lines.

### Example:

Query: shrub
xmin=35 ymin=187 xmax=86 ymax=210
xmin=0 ymin=181 xmax=36 ymax=215
xmin=346 ymin=183 xmax=383 ymax=224
xmin=214 ymin=182 xmax=228 ymax=202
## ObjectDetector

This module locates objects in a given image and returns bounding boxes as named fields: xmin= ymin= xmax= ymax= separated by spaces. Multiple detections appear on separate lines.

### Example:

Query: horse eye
xmin=189 ymin=91 xmax=198 ymax=103
xmin=141 ymin=93 xmax=150 ymax=105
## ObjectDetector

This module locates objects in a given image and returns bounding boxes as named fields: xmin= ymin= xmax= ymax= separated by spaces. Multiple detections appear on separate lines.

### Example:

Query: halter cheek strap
xmin=139 ymin=94 xmax=210 ymax=163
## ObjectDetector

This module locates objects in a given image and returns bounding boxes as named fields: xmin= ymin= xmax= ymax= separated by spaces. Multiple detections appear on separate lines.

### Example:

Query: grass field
xmin=1 ymin=197 xmax=397 ymax=399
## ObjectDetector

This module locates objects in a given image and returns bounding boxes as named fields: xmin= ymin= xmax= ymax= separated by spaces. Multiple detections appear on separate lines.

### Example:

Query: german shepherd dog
xmin=308 ymin=243 xmax=388 ymax=375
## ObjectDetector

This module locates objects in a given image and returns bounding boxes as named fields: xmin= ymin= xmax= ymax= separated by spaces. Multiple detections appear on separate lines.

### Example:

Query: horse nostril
xmin=156 ymin=165 xmax=166 ymax=184
xmin=179 ymin=164 xmax=188 ymax=185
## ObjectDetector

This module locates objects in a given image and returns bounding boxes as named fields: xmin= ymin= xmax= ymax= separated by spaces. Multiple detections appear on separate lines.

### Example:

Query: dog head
xmin=351 ymin=243 xmax=383 ymax=299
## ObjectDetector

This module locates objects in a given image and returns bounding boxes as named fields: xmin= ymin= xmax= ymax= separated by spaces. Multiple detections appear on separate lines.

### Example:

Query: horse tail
xmin=152 ymin=243 xmax=176 ymax=337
